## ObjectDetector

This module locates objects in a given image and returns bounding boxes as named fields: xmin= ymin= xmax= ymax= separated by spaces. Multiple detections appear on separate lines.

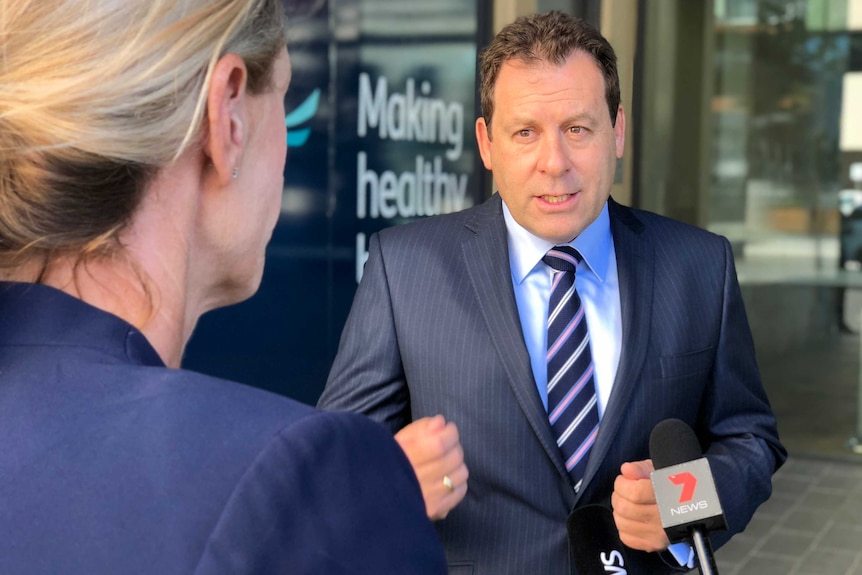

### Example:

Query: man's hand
xmin=611 ymin=459 xmax=671 ymax=552
xmin=394 ymin=415 xmax=468 ymax=520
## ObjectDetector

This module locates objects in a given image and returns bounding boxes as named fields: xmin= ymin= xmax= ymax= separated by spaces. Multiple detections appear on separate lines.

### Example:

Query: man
xmin=319 ymin=11 xmax=785 ymax=574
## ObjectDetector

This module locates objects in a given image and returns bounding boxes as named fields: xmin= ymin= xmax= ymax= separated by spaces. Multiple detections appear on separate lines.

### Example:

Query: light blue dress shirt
xmin=502 ymin=199 xmax=694 ymax=569
xmin=502 ymin=200 xmax=621 ymax=414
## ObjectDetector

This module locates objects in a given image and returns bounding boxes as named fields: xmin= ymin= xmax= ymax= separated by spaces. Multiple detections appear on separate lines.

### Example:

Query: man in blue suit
xmin=319 ymin=11 xmax=785 ymax=574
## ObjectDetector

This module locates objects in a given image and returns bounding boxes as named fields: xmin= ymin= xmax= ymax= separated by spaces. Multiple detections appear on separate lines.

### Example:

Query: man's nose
xmin=536 ymin=131 xmax=572 ymax=177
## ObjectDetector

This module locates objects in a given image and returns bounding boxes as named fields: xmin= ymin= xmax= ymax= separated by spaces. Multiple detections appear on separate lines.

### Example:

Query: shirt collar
xmin=0 ymin=281 xmax=165 ymax=368
xmin=503 ymin=199 xmax=612 ymax=285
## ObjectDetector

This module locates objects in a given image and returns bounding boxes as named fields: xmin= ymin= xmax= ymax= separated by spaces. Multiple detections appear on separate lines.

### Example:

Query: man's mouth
xmin=541 ymin=194 xmax=572 ymax=204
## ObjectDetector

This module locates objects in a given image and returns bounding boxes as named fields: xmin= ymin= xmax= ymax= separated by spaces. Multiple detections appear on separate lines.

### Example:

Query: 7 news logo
xmin=669 ymin=472 xmax=697 ymax=502
xmin=668 ymin=472 xmax=708 ymax=515
xmin=600 ymin=550 xmax=627 ymax=574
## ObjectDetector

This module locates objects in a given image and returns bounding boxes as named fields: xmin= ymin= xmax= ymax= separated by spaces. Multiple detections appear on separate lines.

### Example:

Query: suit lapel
xmin=461 ymin=195 xmax=571 ymax=482
xmin=578 ymin=198 xmax=654 ymax=500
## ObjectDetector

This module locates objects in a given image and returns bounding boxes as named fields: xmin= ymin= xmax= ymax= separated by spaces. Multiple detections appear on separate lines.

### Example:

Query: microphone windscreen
xmin=567 ymin=504 xmax=630 ymax=575
xmin=649 ymin=418 xmax=702 ymax=469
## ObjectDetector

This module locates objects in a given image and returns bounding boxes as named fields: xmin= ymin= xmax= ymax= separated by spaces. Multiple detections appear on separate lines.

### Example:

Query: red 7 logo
xmin=669 ymin=472 xmax=697 ymax=503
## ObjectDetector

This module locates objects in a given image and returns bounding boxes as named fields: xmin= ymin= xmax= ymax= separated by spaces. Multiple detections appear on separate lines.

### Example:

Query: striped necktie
xmin=543 ymin=246 xmax=600 ymax=492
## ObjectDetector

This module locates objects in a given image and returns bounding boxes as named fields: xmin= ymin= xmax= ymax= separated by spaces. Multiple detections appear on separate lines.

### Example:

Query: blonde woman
xmin=0 ymin=1 xmax=446 ymax=573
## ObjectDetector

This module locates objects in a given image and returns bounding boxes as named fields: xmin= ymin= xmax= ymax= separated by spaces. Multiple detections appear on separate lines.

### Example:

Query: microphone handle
xmin=689 ymin=526 xmax=719 ymax=575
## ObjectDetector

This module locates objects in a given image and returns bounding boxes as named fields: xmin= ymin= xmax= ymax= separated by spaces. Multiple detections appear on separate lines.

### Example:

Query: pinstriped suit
xmin=319 ymin=194 xmax=785 ymax=574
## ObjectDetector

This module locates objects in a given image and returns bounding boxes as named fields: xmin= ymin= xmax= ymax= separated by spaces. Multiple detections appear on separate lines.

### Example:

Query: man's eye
xmin=568 ymin=126 xmax=583 ymax=134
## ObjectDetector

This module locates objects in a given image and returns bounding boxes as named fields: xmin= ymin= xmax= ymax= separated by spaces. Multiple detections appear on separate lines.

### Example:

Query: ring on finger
xmin=443 ymin=475 xmax=454 ymax=492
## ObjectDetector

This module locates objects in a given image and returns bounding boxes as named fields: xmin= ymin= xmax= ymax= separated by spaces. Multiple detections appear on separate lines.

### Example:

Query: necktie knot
xmin=543 ymin=246 xmax=581 ymax=274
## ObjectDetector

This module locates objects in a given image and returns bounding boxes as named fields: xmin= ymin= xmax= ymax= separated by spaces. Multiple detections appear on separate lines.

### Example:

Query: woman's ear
xmin=203 ymin=53 xmax=248 ymax=185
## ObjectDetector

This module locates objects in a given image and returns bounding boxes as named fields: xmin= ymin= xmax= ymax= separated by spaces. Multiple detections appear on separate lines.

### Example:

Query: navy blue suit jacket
xmin=0 ymin=282 xmax=446 ymax=574
xmin=319 ymin=195 xmax=786 ymax=574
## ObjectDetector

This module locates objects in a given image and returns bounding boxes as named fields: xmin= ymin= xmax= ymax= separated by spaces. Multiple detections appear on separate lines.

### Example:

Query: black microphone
xmin=567 ymin=504 xmax=631 ymax=575
xmin=649 ymin=419 xmax=727 ymax=575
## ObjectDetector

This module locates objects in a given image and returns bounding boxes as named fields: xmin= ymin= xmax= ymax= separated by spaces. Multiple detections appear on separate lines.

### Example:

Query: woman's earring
xmin=232 ymin=167 xmax=239 ymax=179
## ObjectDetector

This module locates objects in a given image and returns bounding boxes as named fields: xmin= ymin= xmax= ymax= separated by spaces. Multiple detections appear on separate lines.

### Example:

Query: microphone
xmin=567 ymin=504 xmax=630 ymax=575
xmin=649 ymin=419 xmax=727 ymax=575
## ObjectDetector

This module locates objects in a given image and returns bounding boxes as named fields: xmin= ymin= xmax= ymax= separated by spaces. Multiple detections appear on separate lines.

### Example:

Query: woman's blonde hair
xmin=0 ymin=0 xmax=286 ymax=268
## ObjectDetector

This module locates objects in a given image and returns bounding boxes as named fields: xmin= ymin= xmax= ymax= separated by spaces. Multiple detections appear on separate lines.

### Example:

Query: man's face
xmin=475 ymin=51 xmax=625 ymax=244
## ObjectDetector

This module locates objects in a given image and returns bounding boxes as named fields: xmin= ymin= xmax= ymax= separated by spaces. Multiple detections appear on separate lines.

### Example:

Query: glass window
xmin=709 ymin=0 xmax=862 ymax=458
xmin=638 ymin=0 xmax=862 ymax=459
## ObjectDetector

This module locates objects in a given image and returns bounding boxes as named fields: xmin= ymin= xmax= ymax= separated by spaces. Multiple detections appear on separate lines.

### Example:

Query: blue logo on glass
xmin=285 ymin=89 xmax=320 ymax=148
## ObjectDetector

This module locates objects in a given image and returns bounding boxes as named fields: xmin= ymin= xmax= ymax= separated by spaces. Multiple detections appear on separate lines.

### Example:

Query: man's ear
xmin=475 ymin=117 xmax=493 ymax=170
xmin=203 ymin=53 xmax=248 ymax=185
xmin=614 ymin=105 xmax=626 ymax=159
